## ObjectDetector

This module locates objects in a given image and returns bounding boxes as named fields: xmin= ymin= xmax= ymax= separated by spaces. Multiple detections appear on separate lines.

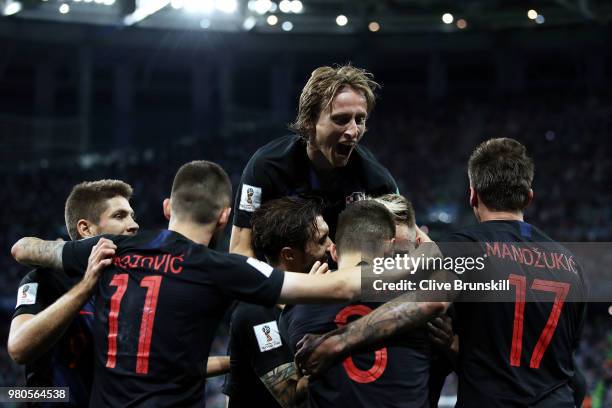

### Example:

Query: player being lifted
xmin=231 ymin=64 xmax=398 ymax=257
xmin=11 ymin=160 xmax=365 ymax=407
xmin=296 ymin=138 xmax=588 ymax=408
xmin=224 ymin=196 xmax=332 ymax=408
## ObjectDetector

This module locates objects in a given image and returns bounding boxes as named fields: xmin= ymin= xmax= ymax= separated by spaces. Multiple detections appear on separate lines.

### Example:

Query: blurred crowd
xmin=1 ymin=96 xmax=611 ymax=406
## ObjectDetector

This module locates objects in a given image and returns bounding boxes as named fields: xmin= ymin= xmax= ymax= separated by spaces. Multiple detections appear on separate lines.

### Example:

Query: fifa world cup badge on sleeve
xmin=253 ymin=321 xmax=283 ymax=352
xmin=239 ymin=184 xmax=262 ymax=212
xmin=16 ymin=283 xmax=38 ymax=307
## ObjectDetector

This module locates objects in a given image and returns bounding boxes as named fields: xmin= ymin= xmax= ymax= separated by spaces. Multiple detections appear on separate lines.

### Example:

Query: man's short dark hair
xmin=468 ymin=138 xmax=534 ymax=212
xmin=251 ymin=197 xmax=322 ymax=265
xmin=170 ymin=161 xmax=232 ymax=224
xmin=335 ymin=200 xmax=396 ymax=257
xmin=64 ymin=179 xmax=133 ymax=240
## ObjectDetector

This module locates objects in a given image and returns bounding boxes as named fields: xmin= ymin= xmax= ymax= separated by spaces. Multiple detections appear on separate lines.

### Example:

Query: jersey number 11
xmin=106 ymin=274 xmax=163 ymax=374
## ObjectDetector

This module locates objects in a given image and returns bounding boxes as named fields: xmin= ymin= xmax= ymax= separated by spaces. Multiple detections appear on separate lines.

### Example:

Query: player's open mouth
xmin=335 ymin=143 xmax=355 ymax=157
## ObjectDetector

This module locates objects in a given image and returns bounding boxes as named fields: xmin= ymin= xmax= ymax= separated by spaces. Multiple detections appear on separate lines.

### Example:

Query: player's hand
xmin=295 ymin=332 xmax=338 ymax=378
xmin=308 ymin=261 xmax=329 ymax=275
xmin=83 ymin=238 xmax=116 ymax=289
xmin=427 ymin=315 xmax=455 ymax=351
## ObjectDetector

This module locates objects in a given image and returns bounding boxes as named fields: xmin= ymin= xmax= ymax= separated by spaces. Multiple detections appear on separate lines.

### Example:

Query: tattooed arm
xmin=295 ymin=268 xmax=459 ymax=377
xmin=11 ymin=238 xmax=65 ymax=270
xmin=259 ymin=362 xmax=307 ymax=408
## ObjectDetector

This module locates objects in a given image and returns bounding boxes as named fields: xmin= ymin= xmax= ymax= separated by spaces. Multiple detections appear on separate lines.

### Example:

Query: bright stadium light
xmin=290 ymin=0 xmax=302 ymax=13
xmin=3 ymin=1 xmax=22 ymax=15
xmin=456 ymin=18 xmax=467 ymax=29
xmin=243 ymin=16 xmax=256 ymax=30
xmin=368 ymin=21 xmax=379 ymax=32
xmin=216 ymin=0 xmax=237 ymax=14
xmin=124 ymin=0 xmax=170 ymax=25
xmin=279 ymin=0 xmax=290 ymax=13
xmin=535 ymin=14 xmax=545 ymax=24
xmin=59 ymin=3 xmax=70 ymax=13
xmin=266 ymin=14 xmax=278 ymax=25
xmin=252 ymin=0 xmax=271 ymax=15
xmin=442 ymin=13 xmax=453 ymax=24
xmin=527 ymin=9 xmax=538 ymax=20
xmin=336 ymin=14 xmax=348 ymax=26
xmin=268 ymin=1 xmax=277 ymax=12
xmin=281 ymin=21 xmax=293 ymax=31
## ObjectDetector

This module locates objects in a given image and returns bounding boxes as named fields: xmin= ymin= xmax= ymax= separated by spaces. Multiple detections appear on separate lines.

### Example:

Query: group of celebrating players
xmin=8 ymin=64 xmax=586 ymax=408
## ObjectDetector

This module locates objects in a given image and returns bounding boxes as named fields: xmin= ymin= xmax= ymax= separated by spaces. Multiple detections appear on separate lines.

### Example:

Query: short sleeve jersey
xmin=233 ymin=135 xmax=398 ymax=238
xmin=61 ymin=230 xmax=285 ymax=408
xmin=439 ymin=221 xmax=588 ymax=408
xmin=280 ymin=302 xmax=430 ymax=408
xmin=223 ymin=303 xmax=293 ymax=408
xmin=12 ymin=269 xmax=95 ymax=407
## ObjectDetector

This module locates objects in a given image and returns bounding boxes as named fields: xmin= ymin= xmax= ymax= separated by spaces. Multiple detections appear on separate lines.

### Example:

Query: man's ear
xmin=330 ymin=243 xmax=338 ymax=263
xmin=162 ymin=198 xmax=171 ymax=221
xmin=77 ymin=219 xmax=96 ymax=239
xmin=469 ymin=187 xmax=478 ymax=208
xmin=280 ymin=247 xmax=296 ymax=263
xmin=217 ymin=207 xmax=232 ymax=230
xmin=525 ymin=189 xmax=534 ymax=207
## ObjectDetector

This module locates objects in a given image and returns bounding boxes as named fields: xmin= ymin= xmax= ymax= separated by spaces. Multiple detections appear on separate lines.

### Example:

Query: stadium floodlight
xmin=3 ymin=1 xmax=22 ymax=15
xmin=336 ymin=14 xmax=348 ymax=26
xmin=268 ymin=1 xmax=276 ymax=12
xmin=216 ymin=0 xmax=237 ymax=14
xmin=252 ymin=0 xmax=271 ymax=15
xmin=279 ymin=0 xmax=290 ymax=13
xmin=266 ymin=14 xmax=277 ymax=25
xmin=243 ymin=16 xmax=256 ymax=30
xmin=59 ymin=3 xmax=70 ymax=13
xmin=442 ymin=13 xmax=453 ymax=24
xmin=368 ymin=21 xmax=380 ymax=32
xmin=456 ymin=18 xmax=467 ymax=29
xmin=124 ymin=0 xmax=170 ymax=25
xmin=290 ymin=0 xmax=302 ymax=14
xmin=281 ymin=21 xmax=293 ymax=31
xmin=527 ymin=9 xmax=538 ymax=20
xmin=535 ymin=14 xmax=545 ymax=24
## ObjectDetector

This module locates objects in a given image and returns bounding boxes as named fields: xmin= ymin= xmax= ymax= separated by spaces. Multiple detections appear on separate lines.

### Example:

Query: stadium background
xmin=0 ymin=0 xmax=611 ymax=406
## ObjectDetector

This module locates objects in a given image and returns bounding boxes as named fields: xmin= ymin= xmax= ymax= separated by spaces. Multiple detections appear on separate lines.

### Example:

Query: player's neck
xmin=306 ymin=141 xmax=335 ymax=172
xmin=168 ymin=220 xmax=217 ymax=246
xmin=477 ymin=207 xmax=524 ymax=222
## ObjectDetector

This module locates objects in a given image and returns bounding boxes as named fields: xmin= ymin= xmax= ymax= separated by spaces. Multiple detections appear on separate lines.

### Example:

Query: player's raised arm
xmin=11 ymin=237 xmax=66 ymax=270
xmin=278 ymin=268 xmax=360 ymax=304
xmin=8 ymin=238 xmax=115 ymax=363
